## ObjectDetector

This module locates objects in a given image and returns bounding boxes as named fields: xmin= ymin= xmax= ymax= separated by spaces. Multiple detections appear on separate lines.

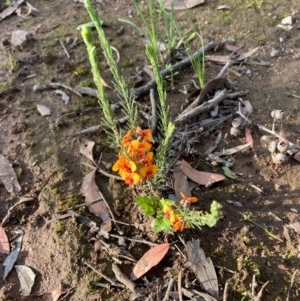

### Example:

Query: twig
xmin=150 ymin=88 xmax=158 ymax=135
xmin=178 ymin=271 xmax=183 ymax=301
xmin=216 ymin=59 xmax=233 ymax=78
xmin=250 ymin=274 xmax=269 ymax=301
xmin=59 ymin=39 xmax=70 ymax=59
xmin=286 ymin=270 xmax=297 ymax=301
xmin=162 ymin=278 xmax=174 ymax=301
xmin=112 ymin=264 xmax=137 ymax=294
xmin=33 ymin=82 xmax=82 ymax=97
xmin=175 ymin=89 xmax=227 ymax=123
xmin=1 ymin=197 xmax=35 ymax=226
xmin=223 ymin=281 xmax=229 ymax=301
xmin=83 ymin=260 xmax=124 ymax=288
xmin=132 ymin=41 xmax=216 ymax=96
xmin=97 ymin=186 xmax=123 ymax=234
xmin=286 ymin=92 xmax=300 ymax=99
xmin=109 ymin=233 xmax=158 ymax=247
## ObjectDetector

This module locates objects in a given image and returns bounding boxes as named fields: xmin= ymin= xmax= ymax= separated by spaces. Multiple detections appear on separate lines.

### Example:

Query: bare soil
xmin=0 ymin=1 xmax=300 ymax=300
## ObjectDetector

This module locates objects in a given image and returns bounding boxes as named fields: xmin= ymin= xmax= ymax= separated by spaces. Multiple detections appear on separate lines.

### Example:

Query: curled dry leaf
xmin=131 ymin=243 xmax=170 ymax=281
xmin=81 ymin=168 xmax=111 ymax=232
xmin=164 ymin=0 xmax=205 ymax=10
xmin=181 ymin=160 xmax=225 ymax=187
xmin=0 ymin=226 xmax=10 ymax=254
xmin=15 ymin=265 xmax=36 ymax=296
xmin=0 ymin=154 xmax=21 ymax=193
xmin=3 ymin=234 xmax=23 ymax=279
xmin=79 ymin=138 xmax=96 ymax=165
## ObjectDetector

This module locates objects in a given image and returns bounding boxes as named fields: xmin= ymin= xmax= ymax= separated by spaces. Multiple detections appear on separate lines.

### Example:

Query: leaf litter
xmin=15 ymin=265 xmax=36 ymax=296
xmin=0 ymin=154 xmax=21 ymax=193
xmin=186 ymin=239 xmax=219 ymax=299
xmin=3 ymin=233 xmax=23 ymax=280
xmin=131 ymin=243 xmax=170 ymax=281
xmin=0 ymin=226 xmax=10 ymax=254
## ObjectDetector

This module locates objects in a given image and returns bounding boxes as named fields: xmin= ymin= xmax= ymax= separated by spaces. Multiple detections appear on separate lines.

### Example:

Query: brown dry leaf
xmin=0 ymin=226 xmax=10 ymax=254
xmin=186 ymin=239 xmax=219 ymax=299
xmin=293 ymin=151 xmax=300 ymax=162
xmin=81 ymin=168 xmax=111 ymax=232
xmin=20 ymin=286 xmax=74 ymax=301
xmin=174 ymin=163 xmax=191 ymax=201
xmin=131 ymin=243 xmax=170 ymax=281
xmin=164 ymin=0 xmax=205 ymax=11
xmin=0 ymin=154 xmax=21 ymax=193
xmin=79 ymin=138 xmax=96 ymax=165
xmin=206 ymin=54 xmax=230 ymax=64
xmin=181 ymin=160 xmax=225 ymax=187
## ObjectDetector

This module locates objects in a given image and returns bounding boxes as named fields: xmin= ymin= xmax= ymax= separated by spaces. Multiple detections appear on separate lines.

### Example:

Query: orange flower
xmin=180 ymin=192 xmax=198 ymax=204
xmin=112 ymin=155 xmax=137 ymax=174
xmin=130 ymin=140 xmax=152 ymax=153
xmin=122 ymin=130 xmax=132 ymax=147
xmin=136 ymin=127 xmax=153 ymax=143
xmin=123 ymin=172 xmax=142 ymax=186
xmin=139 ymin=164 xmax=158 ymax=179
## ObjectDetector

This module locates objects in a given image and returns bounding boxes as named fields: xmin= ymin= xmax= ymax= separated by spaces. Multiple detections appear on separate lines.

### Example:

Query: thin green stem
xmin=81 ymin=25 xmax=121 ymax=145
xmin=84 ymin=0 xmax=137 ymax=130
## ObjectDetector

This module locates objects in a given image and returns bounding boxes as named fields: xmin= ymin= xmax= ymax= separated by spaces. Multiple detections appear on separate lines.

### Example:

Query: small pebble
xmin=281 ymin=16 xmax=292 ymax=25
xmin=270 ymin=48 xmax=280 ymax=57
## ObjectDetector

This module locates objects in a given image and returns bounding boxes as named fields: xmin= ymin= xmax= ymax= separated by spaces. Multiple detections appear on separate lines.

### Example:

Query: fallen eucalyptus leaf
xmin=186 ymin=239 xmax=219 ymax=299
xmin=81 ymin=168 xmax=111 ymax=232
xmin=131 ymin=243 xmax=170 ymax=280
xmin=15 ymin=265 xmax=36 ymax=296
xmin=0 ymin=154 xmax=21 ymax=193
xmin=181 ymin=160 xmax=225 ymax=187
xmin=0 ymin=226 xmax=10 ymax=254
xmin=3 ymin=233 xmax=23 ymax=279
xmin=36 ymin=104 xmax=51 ymax=116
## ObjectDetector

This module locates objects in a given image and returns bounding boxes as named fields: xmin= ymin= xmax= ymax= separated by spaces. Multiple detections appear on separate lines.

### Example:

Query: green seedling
xmin=241 ymin=212 xmax=283 ymax=242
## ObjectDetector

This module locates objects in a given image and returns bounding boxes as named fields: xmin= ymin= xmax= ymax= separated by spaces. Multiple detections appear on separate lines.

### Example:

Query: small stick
xmin=216 ymin=59 xmax=233 ymax=78
xmin=112 ymin=264 xmax=137 ymax=294
xmin=175 ymin=89 xmax=227 ymax=123
xmin=149 ymin=88 xmax=158 ymax=135
xmin=162 ymin=278 xmax=174 ymax=301
xmin=286 ymin=270 xmax=297 ymax=301
xmin=132 ymin=41 xmax=216 ymax=96
xmin=83 ymin=260 xmax=124 ymax=288
xmin=223 ymin=281 xmax=229 ymax=301
xmin=178 ymin=271 xmax=183 ymax=301
xmin=109 ymin=233 xmax=158 ymax=247
xmin=33 ymin=82 xmax=82 ymax=97
xmin=59 ymin=39 xmax=70 ymax=59
xmin=97 ymin=186 xmax=123 ymax=234
xmin=1 ymin=197 xmax=34 ymax=226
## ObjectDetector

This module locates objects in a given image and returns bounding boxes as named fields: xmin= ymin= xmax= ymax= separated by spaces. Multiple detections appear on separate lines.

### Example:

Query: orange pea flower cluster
xmin=112 ymin=127 xmax=158 ymax=186
xmin=162 ymin=193 xmax=198 ymax=231
xmin=163 ymin=203 xmax=186 ymax=231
